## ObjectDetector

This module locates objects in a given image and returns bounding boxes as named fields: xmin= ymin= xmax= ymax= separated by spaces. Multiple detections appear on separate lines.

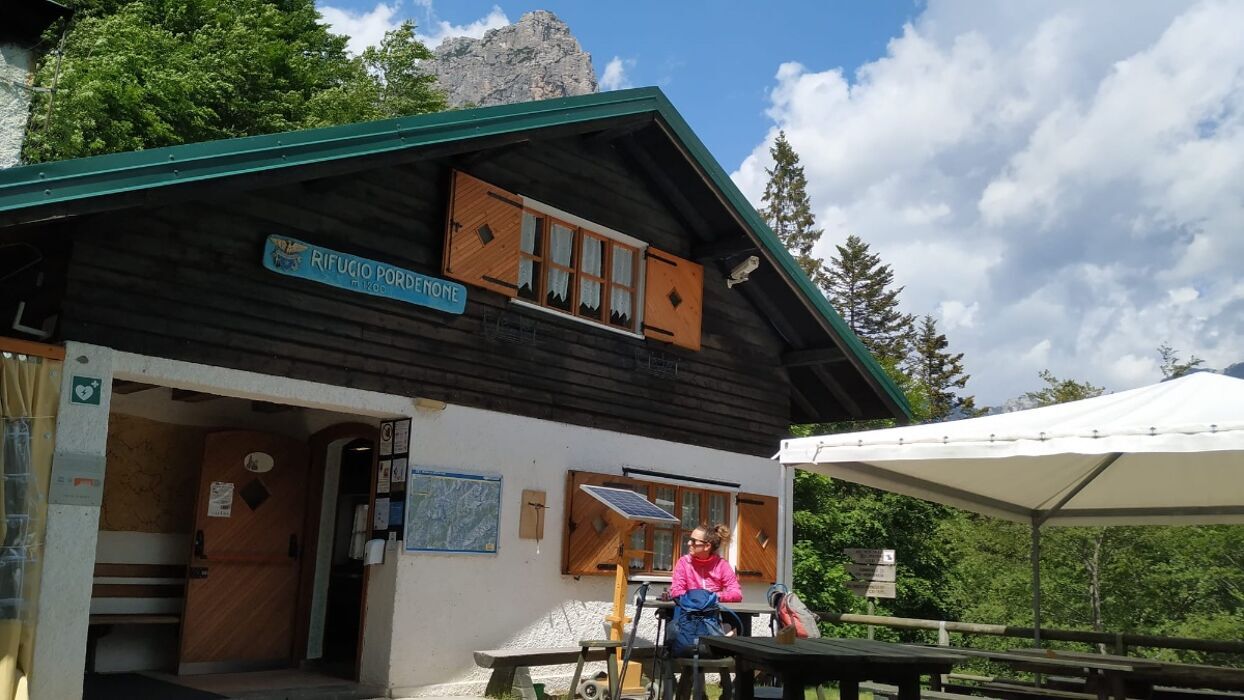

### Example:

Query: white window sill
xmin=510 ymin=298 xmax=644 ymax=340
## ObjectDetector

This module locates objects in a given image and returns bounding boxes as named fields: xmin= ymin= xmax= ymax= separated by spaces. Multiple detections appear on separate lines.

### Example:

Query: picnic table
xmin=1006 ymin=648 xmax=1244 ymax=697
xmin=944 ymin=646 xmax=1244 ymax=699
xmin=700 ymin=636 xmax=963 ymax=700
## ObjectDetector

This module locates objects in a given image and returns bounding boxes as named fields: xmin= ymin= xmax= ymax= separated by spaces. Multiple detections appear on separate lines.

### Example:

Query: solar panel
xmin=580 ymin=485 xmax=680 ymax=524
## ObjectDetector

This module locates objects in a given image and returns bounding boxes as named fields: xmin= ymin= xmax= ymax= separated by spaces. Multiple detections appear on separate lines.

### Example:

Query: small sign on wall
xmin=262 ymin=235 xmax=467 ymax=315
xmin=70 ymin=376 xmax=102 ymax=405
xmin=48 ymin=452 xmax=106 ymax=507
xmin=208 ymin=482 xmax=234 ymax=517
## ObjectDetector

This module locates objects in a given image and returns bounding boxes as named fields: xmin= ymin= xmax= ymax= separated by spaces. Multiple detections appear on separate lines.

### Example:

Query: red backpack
xmin=767 ymin=584 xmax=821 ymax=638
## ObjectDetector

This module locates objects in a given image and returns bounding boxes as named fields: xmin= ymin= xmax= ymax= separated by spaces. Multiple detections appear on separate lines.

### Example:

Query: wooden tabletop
xmin=702 ymin=636 xmax=964 ymax=666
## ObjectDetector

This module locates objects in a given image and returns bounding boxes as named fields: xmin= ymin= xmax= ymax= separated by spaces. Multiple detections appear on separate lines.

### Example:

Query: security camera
xmin=726 ymin=255 xmax=759 ymax=289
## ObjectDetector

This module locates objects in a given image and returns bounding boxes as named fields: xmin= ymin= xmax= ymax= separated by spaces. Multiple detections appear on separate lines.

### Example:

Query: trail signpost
xmin=844 ymin=548 xmax=897 ymax=639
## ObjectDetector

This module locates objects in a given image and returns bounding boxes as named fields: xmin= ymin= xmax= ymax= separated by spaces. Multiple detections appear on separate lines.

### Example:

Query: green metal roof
xmin=0 ymin=87 xmax=910 ymax=419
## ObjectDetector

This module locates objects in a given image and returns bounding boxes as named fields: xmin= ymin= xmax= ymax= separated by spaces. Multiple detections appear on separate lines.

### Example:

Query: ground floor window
xmin=562 ymin=470 xmax=778 ymax=583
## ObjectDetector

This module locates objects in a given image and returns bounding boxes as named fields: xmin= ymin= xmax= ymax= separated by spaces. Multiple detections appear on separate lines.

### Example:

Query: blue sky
xmin=423 ymin=2 xmax=920 ymax=167
xmin=318 ymin=1 xmax=1244 ymax=404
xmin=321 ymin=1 xmax=922 ymax=166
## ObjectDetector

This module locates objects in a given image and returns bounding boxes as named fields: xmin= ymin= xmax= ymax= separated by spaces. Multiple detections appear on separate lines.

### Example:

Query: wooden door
xmin=179 ymin=430 xmax=310 ymax=674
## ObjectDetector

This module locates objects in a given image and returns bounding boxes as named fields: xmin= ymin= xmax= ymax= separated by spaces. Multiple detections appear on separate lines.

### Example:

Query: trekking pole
xmin=614 ymin=581 xmax=650 ymax=700
xmin=653 ymin=612 xmax=666 ymax=700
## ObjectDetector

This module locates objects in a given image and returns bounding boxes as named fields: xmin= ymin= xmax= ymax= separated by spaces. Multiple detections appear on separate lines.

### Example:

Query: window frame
xmin=515 ymin=198 xmax=647 ymax=336
xmin=626 ymin=481 xmax=733 ymax=575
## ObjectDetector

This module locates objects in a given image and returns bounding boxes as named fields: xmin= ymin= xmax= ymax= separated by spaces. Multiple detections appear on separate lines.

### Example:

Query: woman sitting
xmin=669 ymin=523 xmax=743 ymax=603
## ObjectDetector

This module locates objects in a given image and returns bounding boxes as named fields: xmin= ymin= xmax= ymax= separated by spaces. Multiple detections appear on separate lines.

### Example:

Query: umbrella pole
xmin=1031 ymin=515 xmax=1041 ymax=648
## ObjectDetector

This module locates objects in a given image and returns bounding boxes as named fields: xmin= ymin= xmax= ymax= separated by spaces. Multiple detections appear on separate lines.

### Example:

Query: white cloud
xmin=732 ymin=0 xmax=1244 ymax=404
xmin=939 ymin=301 xmax=979 ymax=331
xmin=316 ymin=2 xmax=509 ymax=55
xmin=318 ymin=3 xmax=401 ymax=55
xmin=600 ymin=57 xmax=636 ymax=92
xmin=416 ymin=5 xmax=509 ymax=48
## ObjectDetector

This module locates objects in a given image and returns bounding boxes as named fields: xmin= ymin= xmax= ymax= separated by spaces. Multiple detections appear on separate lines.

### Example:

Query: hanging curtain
xmin=518 ymin=214 xmax=538 ymax=294
xmin=546 ymin=224 xmax=574 ymax=302
xmin=0 ymin=350 xmax=61 ymax=700
xmin=610 ymin=247 xmax=634 ymax=321
xmin=578 ymin=236 xmax=602 ymax=310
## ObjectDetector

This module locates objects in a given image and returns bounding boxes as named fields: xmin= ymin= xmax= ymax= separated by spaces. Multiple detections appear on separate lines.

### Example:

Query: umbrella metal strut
xmin=1029 ymin=452 xmax=1123 ymax=648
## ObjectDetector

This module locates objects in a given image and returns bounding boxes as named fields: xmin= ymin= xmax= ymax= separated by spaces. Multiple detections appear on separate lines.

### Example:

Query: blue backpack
xmin=668 ymin=590 xmax=740 ymax=657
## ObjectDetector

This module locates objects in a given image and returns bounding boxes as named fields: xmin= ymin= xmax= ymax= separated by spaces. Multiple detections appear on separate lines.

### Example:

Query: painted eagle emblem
xmin=269 ymin=236 xmax=308 ymax=271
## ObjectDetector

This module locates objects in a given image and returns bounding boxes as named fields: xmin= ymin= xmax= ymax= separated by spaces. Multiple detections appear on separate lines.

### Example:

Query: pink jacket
xmin=668 ymin=553 xmax=742 ymax=602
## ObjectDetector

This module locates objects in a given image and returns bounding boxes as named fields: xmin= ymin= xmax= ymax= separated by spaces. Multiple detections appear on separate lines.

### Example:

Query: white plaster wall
xmin=0 ymin=43 xmax=33 ymax=169
xmin=386 ymin=403 xmax=784 ymax=697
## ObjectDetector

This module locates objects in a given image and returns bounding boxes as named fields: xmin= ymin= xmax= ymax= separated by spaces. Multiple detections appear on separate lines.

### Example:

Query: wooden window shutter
xmin=642 ymin=248 xmax=703 ymax=351
xmin=443 ymin=170 xmax=523 ymax=297
xmin=735 ymin=492 xmax=778 ymax=583
xmin=562 ymin=471 xmax=638 ymax=576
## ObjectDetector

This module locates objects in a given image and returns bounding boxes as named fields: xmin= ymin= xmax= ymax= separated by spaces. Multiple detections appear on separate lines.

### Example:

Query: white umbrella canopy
xmin=780 ymin=372 xmax=1244 ymax=526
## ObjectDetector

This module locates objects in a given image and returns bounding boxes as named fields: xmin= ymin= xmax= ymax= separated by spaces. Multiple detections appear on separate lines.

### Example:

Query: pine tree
xmin=760 ymin=131 xmax=824 ymax=282
xmin=823 ymin=234 xmax=913 ymax=362
xmin=909 ymin=315 xmax=976 ymax=420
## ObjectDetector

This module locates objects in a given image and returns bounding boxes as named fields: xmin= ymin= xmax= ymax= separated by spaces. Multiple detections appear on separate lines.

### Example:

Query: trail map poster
xmin=404 ymin=469 xmax=501 ymax=554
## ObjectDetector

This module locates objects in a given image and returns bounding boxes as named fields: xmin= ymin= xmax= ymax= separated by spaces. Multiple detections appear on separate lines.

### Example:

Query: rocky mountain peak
xmin=425 ymin=10 xmax=598 ymax=108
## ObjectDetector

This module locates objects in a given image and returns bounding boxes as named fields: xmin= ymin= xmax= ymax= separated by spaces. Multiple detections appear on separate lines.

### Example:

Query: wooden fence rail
xmin=814 ymin=612 xmax=1244 ymax=656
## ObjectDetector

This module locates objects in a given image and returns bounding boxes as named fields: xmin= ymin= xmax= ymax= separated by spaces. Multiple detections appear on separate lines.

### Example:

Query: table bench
xmin=475 ymin=641 xmax=656 ymax=698
xmin=86 ymin=562 xmax=186 ymax=672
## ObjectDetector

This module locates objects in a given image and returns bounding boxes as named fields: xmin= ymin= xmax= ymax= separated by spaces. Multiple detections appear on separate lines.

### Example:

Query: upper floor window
xmin=443 ymin=170 xmax=705 ymax=351
xmin=518 ymin=211 xmax=641 ymax=332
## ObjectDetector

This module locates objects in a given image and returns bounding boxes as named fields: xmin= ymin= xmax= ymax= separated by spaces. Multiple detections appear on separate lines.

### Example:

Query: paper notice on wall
xmin=208 ymin=482 xmax=234 ymax=518
xmin=379 ymin=421 xmax=394 ymax=456
xmin=393 ymin=419 xmax=410 ymax=454
xmin=391 ymin=457 xmax=408 ymax=484
xmin=373 ymin=497 xmax=390 ymax=529
xmin=377 ymin=460 xmax=391 ymax=494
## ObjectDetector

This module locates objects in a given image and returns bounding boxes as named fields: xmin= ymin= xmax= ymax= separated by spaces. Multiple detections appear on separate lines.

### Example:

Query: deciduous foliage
xmin=1021 ymin=369 xmax=1104 ymax=407
xmin=823 ymin=234 xmax=914 ymax=363
xmin=22 ymin=1 xmax=445 ymax=163
xmin=760 ymin=131 xmax=825 ymax=283
xmin=1157 ymin=343 xmax=1205 ymax=379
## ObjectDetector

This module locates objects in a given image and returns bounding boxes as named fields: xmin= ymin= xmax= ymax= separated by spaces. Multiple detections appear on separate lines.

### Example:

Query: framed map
xmin=404 ymin=469 xmax=502 ymax=554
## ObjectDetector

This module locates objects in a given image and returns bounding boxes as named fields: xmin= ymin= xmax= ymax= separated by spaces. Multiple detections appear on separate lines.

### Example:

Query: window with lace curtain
xmin=518 ymin=210 xmax=641 ymax=332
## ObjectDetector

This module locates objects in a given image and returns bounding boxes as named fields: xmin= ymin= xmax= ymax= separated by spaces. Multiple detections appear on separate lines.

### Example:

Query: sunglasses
xmin=687 ymin=537 xmax=710 ymax=546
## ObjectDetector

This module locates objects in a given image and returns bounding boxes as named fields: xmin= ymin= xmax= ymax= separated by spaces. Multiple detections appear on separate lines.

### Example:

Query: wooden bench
xmin=86 ymin=562 xmax=186 ymax=672
xmin=941 ymin=680 xmax=1096 ymax=700
xmin=861 ymin=681 xmax=996 ymax=700
xmin=475 ymin=641 xmax=656 ymax=698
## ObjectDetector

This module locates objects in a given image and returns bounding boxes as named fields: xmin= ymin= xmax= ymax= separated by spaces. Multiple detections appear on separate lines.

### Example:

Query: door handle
xmin=194 ymin=530 xmax=206 ymax=559
xmin=288 ymin=534 xmax=299 ymax=560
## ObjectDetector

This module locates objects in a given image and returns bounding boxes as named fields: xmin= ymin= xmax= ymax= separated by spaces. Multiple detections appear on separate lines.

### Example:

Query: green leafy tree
xmin=760 ymin=131 xmax=825 ymax=283
xmin=359 ymin=21 xmax=446 ymax=119
xmin=908 ymin=314 xmax=977 ymax=420
xmin=23 ymin=0 xmax=444 ymax=162
xmin=1157 ymin=343 xmax=1205 ymax=379
xmin=823 ymin=234 xmax=914 ymax=363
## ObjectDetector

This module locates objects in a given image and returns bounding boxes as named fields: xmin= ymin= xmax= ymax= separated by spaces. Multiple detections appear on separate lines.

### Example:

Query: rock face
xmin=1 ymin=44 xmax=36 ymax=168
xmin=425 ymin=10 xmax=597 ymax=108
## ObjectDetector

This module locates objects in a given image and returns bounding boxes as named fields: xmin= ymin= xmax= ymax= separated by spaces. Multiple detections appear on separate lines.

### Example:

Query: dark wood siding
xmin=57 ymin=137 xmax=793 ymax=456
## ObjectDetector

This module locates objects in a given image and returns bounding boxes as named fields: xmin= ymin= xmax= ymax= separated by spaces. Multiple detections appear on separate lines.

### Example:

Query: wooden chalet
xmin=0 ymin=87 xmax=907 ymax=699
